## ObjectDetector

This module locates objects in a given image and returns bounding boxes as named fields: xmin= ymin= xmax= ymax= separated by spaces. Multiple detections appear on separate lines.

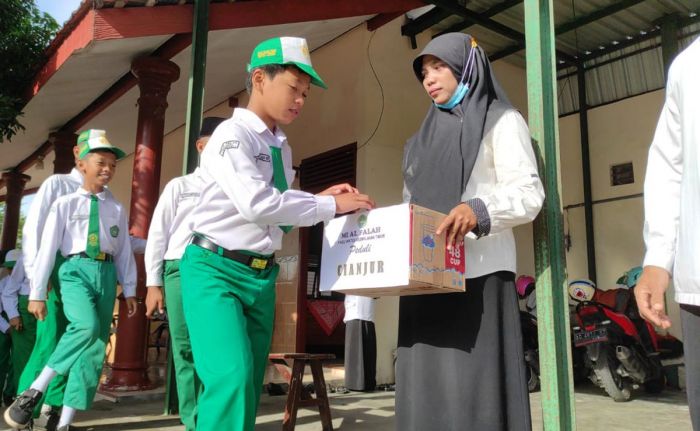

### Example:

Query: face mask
xmin=434 ymin=39 xmax=478 ymax=111
xmin=435 ymin=82 xmax=469 ymax=110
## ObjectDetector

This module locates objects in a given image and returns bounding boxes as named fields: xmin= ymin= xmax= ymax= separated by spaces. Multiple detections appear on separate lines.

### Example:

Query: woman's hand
xmin=28 ymin=300 xmax=47 ymax=321
xmin=436 ymin=203 xmax=477 ymax=250
xmin=145 ymin=286 xmax=164 ymax=319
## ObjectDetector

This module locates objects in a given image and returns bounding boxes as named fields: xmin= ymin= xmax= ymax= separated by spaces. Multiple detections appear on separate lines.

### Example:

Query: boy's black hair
xmin=245 ymin=64 xmax=306 ymax=94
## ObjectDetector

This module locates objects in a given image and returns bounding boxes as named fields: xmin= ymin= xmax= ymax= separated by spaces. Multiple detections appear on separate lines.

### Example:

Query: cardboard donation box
xmin=319 ymin=203 xmax=465 ymax=296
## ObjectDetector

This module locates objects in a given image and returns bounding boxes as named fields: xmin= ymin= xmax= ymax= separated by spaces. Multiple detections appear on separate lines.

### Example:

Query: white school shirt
xmin=643 ymin=37 xmax=700 ymax=306
xmin=190 ymin=108 xmax=336 ymax=254
xmin=0 ymin=276 xmax=15 ymax=332
xmin=144 ymin=168 xmax=205 ymax=286
xmin=22 ymin=168 xmax=83 ymax=281
xmin=2 ymin=255 xmax=30 ymax=319
xmin=343 ymin=295 xmax=376 ymax=323
xmin=405 ymin=110 xmax=544 ymax=279
xmin=30 ymin=187 xmax=137 ymax=301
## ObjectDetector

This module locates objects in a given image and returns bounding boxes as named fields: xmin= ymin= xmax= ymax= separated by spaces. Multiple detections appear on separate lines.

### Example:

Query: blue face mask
xmin=435 ymin=82 xmax=469 ymax=110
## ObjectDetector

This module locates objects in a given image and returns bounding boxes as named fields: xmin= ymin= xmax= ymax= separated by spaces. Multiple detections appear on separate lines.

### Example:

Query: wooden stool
xmin=268 ymin=353 xmax=335 ymax=431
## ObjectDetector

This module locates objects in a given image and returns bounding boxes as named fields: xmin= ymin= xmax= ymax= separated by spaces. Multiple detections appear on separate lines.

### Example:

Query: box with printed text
xmin=319 ymin=203 xmax=466 ymax=296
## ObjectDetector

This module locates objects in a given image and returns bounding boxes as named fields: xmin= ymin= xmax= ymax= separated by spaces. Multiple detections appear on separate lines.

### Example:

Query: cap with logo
xmin=77 ymin=129 xmax=126 ymax=160
xmin=2 ymin=249 xmax=21 ymax=268
xmin=247 ymin=37 xmax=327 ymax=89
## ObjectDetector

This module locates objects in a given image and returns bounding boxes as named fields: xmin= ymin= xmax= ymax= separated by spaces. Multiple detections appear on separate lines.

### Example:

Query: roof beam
xmin=556 ymin=0 xmax=645 ymax=36
xmin=94 ymin=0 xmax=425 ymax=40
xmin=401 ymin=7 xmax=453 ymax=37
xmin=489 ymin=0 xmax=645 ymax=63
xmin=433 ymin=0 xmax=523 ymax=38
xmin=427 ymin=0 xmax=578 ymax=65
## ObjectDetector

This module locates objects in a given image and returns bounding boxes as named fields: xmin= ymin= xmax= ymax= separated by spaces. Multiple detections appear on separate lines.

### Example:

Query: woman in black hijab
xmin=397 ymin=33 xmax=545 ymax=430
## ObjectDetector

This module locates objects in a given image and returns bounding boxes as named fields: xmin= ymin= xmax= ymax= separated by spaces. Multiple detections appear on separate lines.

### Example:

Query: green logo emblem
xmin=357 ymin=214 xmax=368 ymax=228
xmin=110 ymin=225 xmax=119 ymax=238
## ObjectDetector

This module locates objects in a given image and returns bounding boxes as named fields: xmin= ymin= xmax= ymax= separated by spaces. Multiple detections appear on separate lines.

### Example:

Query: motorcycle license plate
xmin=573 ymin=328 xmax=608 ymax=346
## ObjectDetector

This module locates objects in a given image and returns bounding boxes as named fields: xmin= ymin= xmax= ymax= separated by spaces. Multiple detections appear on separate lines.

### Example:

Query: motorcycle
xmin=569 ymin=273 xmax=669 ymax=402
xmin=515 ymin=276 xmax=588 ymax=392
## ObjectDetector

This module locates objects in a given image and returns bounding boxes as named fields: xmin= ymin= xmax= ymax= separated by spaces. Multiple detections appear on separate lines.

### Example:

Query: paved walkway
xmin=16 ymin=382 xmax=689 ymax=430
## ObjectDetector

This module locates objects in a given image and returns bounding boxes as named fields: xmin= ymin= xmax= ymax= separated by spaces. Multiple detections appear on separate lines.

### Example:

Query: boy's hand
xmin=9 ymin=316 xmax=24 ymax=331
xmin=126 ymin=297 xmax=138 ymax=317
xmin=28 ymin=301 xmax=47 ymax=321
xmin=436 ymin=203 xmax=477 ymax=251
xmin=145 ymin=287 xmax=164 ymax=319
xmin=333 ymin=192 xmax=375 ymax=215
xmin=318 ymin=183 xmax=359 ymax=196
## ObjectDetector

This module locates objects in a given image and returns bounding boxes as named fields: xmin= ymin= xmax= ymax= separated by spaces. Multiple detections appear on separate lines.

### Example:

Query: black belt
xmin=68 ymin=252 xmax=114 ymax=262
xmin=190 ymin=235 xmax=275 ymax=270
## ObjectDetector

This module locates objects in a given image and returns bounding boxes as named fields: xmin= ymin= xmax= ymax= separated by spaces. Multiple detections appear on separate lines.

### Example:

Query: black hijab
xmin=403 ymin=33 xmax=513 ymax=214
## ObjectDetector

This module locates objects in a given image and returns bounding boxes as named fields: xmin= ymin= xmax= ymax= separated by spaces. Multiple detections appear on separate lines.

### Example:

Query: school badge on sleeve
xmin=110 ymin=225 xmax=120 ymax=238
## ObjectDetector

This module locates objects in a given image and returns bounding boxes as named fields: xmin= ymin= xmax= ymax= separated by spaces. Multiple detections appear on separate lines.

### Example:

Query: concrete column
xmin=50 ymin=131 xmax=78 ymax=174
xmin=102 ymin=56 xmax=180 ymax=391
xmin=0 ymin=171 xmax=30 ymax=250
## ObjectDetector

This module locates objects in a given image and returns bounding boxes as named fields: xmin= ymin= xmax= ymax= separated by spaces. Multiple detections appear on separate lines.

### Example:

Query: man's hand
xmin=318 ymin=183 xmax=359 ymax=196
xmin=145 ymin=286 xmax=164 ymax=319
xmin=126 ymin=297 xmax=139 ymax=317
xmin=436 ymin=203 xmax=477 ymax=250
xmin=28 ymin=301 xmax=47 ymax=321
xmin=634 ymin=266 xmax=672 ymax=329
xmin=333 ymin=192 xmax=375 ymax=214
xmin=9 ymin=316 xmax=23 ymax=331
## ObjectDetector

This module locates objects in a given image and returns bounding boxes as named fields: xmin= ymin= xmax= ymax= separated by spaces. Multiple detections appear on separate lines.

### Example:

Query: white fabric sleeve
xmin=475 ymin=111 xmax=545 ymax=234
xmin=1 ymin=260 xmax=26 ymax=319
xmin=642 ymin=66 xmax=682 ymax=273
xmin=22 ymin=177 xmax=61 ymax=282
xmin=144 ymin=180 xmax=178 ymax=287
xmin=115 ymin=208 xmax=137 ymax=298
xmin=202 ymin=127 xmax=336 ymax=226
xmin=29 ymin=201 xmax=64 ymax=301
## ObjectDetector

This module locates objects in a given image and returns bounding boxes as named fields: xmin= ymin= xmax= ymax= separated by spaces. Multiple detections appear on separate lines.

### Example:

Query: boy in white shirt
xmin=1 ymin=253 xmax=36 ymax=405
xmin=179 ymin=37 xmax=374 ymax=430
xmin=3 ymin=130 xmax=137 ymax=431
xmin=0 ymin=250 xmax=20 ymax=405
xmin=144 ymin=116 xmax=224 ymax=431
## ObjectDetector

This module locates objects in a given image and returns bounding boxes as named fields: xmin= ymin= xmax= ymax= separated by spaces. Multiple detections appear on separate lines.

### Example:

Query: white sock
xmin=57 ymin=406 xmax=76 ymax=428
xmin=29 ymin=366 xmax=57 ymax=393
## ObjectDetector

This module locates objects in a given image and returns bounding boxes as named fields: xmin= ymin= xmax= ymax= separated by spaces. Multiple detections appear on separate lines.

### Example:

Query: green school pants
xmin=18 ymin=253 xmax=69 ymax=416
xmin=0 ymin=322 xmax=15 ymax=400
xmin=10 ymin=296 xmax=37 ymax=392
xmin=46 ymin=257 xmax=116 ymax=410
xmin=180 ymin=244 xmax=278 ymax=431
xmin=164 ymin=259 xmax=200 ymax=431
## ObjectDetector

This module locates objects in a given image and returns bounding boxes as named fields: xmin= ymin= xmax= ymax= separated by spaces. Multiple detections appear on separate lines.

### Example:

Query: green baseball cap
xmin=2 ymin=249 xmax=20 ymax=268
xmin=76 ymin=129 xmax=126 ymax=160
xmin=248 ymin=37 xmax=327 ymax=89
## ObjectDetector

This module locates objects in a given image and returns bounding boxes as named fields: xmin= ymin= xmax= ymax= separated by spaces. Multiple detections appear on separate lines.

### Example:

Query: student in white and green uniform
xmin=3 ymin=130 xmax=138 ymax=431
xmin=179 ymin=37 xmax=374 ymax=431
xmin=2 ymin=253 xmax=37 ymax=399
xmin=0 ymin=250 xmax=20 ymax=405
xmin=18 ymin=143 xmax=83 ymax=428
xmin=144 ymin=117 xmax=224 ymax=431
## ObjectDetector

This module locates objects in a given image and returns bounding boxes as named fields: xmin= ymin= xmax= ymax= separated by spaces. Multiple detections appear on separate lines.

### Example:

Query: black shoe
xmin=4 ymin=389 xmax=42 ymax=429
xmin=33 ymin=406 xmax=60 ymax=431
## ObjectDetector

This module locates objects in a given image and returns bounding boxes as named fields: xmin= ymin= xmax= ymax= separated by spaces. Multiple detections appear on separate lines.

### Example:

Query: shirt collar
xmin=232 ymin=108 xmax=287 ymax=146
xmin=69 ymin=168 xmax=83 ymax=183
xmin=77 ymin=187 xmax=109 ymax=201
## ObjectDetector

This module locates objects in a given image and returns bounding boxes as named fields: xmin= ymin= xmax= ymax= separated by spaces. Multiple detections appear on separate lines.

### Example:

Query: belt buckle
xmin=96 ymin=252 xmax=106 ymax=261
xmin=250 ymin=257 xmax=268 ymax=270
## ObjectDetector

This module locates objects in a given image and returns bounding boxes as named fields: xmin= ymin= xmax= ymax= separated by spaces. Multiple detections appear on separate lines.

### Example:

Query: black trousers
xmin=681 ymin=303 xmax=700 ymax=430
xmin=344 ymin=319 xmax=377 ymax=391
